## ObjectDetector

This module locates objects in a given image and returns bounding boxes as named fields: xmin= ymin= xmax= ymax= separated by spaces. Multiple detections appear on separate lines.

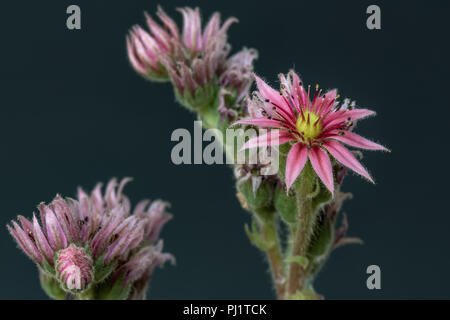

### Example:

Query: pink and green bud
xmin=218 ymin=48 xmax=258 ymax=121
xmin=161 ymin=8 xmax=239 ymax=112
xmin=56 ymin=244 xmax=94 ymax=293
xmin=128 ymin=6 xmax=257 ymax=121
xmin=7 ymin=178 xmax=174 ymax=300
xmin=126 ymin=6 xmax=179 ymax=81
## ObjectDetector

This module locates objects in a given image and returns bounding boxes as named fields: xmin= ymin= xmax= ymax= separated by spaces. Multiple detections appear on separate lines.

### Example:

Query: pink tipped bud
xmin=56 ymin=244 xmax=94 ymax=292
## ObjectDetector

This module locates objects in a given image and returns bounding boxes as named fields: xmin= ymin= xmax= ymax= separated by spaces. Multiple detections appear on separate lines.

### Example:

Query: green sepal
xmin=311 ymin=181 xmax=332 ymax=213
xmin=39 ymin=270 xmax=65 ymax=300
xmin=274 ymin=186 xmax=297 ymax=225
xmin=41 ymin=259 xmax=56 ymax=277
xmin=237 ymin=178 xmax=275 ymax=214
xmin=308 ymin=218 xmax=334 ymax=258
xmin=75 ymin=286 xmax=95 ymax=300
xmin=143 ymin=62 xmax=170 ymax=82
xmin=244 ymin=219 xmax=274 ymax=251
xmin=175 ymin=81 xmax=219 ymax=114
xmin=94 ymin=255 xmax=117 ymax=284
xmin=199 ymin=105 xmax=220 ymax=130
xmin=95 ymin=275 xmax=131 ymax=300
xmin=307 ymin=218 xmax=334 ymax=277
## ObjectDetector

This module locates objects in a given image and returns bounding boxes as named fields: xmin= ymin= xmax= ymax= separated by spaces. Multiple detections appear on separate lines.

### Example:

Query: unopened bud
xmin=56 ymin=244 xmax=94 ymax=292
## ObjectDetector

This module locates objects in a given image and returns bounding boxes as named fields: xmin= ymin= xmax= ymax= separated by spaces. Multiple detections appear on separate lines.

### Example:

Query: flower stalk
xmin=287 ymin=163 xmax=318 ymax=297
xmin=254 ymin=210 xmax=286 ymax=299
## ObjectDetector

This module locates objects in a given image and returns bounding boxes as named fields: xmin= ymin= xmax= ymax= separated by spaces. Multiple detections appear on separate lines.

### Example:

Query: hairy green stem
xmin=287 ymin=164 xmax=317 ymax=297
xmin=256 ymin=214 xmax=286 ymax=299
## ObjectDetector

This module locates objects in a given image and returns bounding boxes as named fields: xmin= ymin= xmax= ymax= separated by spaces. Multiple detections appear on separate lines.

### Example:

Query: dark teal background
xmin=0 ymin=0 xmax=448 ymax=299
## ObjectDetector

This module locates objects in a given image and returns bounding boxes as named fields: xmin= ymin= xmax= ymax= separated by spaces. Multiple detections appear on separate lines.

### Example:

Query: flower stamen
xmin=296 ymin=111 xmax=322 ymax=140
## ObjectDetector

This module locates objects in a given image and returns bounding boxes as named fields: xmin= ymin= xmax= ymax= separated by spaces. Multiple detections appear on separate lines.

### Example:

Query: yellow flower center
xmin=296 ymin=111 xmax=322 ymax=140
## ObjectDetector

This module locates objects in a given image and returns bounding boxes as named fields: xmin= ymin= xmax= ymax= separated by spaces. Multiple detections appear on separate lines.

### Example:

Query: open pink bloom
xmin=234 ymin=70 xmax=388 ymax=193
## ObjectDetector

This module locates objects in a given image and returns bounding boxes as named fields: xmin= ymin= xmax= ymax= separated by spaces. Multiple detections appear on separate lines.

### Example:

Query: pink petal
xmin=202 ymin=12 xmax=220 ymax=46
xmin=285 ymin=143 xmax=308 ymax=191
xmin=254 ymin=75 xmax=293 ymax=116
xmin=145 ymin=12 xmax=171 ymax=52
xmin=329 ymin=131 xmax=388 ymax=151
xmin=178 ymin=8 xmax=192 ymax=48
xmin=285 ymin=70 xmax=309 ymax=108
xmin=324 ymin=140 xmax=374 ymax=182
xmin=308 ymin=146 xmax=334 ymax=194
xmin=91 ymin=207 xmax=125 ymax=258
xmin=133 ymin=200 xmax=150 ymax=216
xmin=51 ymin=197 xmax=74 ymax=243
xmin=324 ymin=89 xmax=337 ymax=101
xmin=43 ymin=206 xmax=68 ymax=250
xmin=126 ymin=36 xmax=147 ymax=75
xmin=232 ymin=117 xmax=285 ymax=129
xmin=241 ymin=130 xmax=295 ymax=150
xmin=17 ymin=216 xmax=33 ymax=234
xmin=178 ymin=7 xmax=201 ymax=52
xmin=323 ymin=109 xmax=376 ymax=129
xmin=105 ymin=217 xmax=142 ymax=262
xmin=156 ymin=6 xmax=180 ymax=40
xmin=9 ymin=221 xmax=43 ymax=264
xmin=134 ymin=27 xmax=158 ymax=57
xmin=218 ymin=17 xmax=238 ymax=37
xmin=32 ymin=214 xmax=54 ymax=263
xmin=317 ymin=89 xmax=337 ymax=115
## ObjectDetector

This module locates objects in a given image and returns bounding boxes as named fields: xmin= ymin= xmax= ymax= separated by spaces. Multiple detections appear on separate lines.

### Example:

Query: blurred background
xmin=0 ymin=0 xmax=448 ymax=299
